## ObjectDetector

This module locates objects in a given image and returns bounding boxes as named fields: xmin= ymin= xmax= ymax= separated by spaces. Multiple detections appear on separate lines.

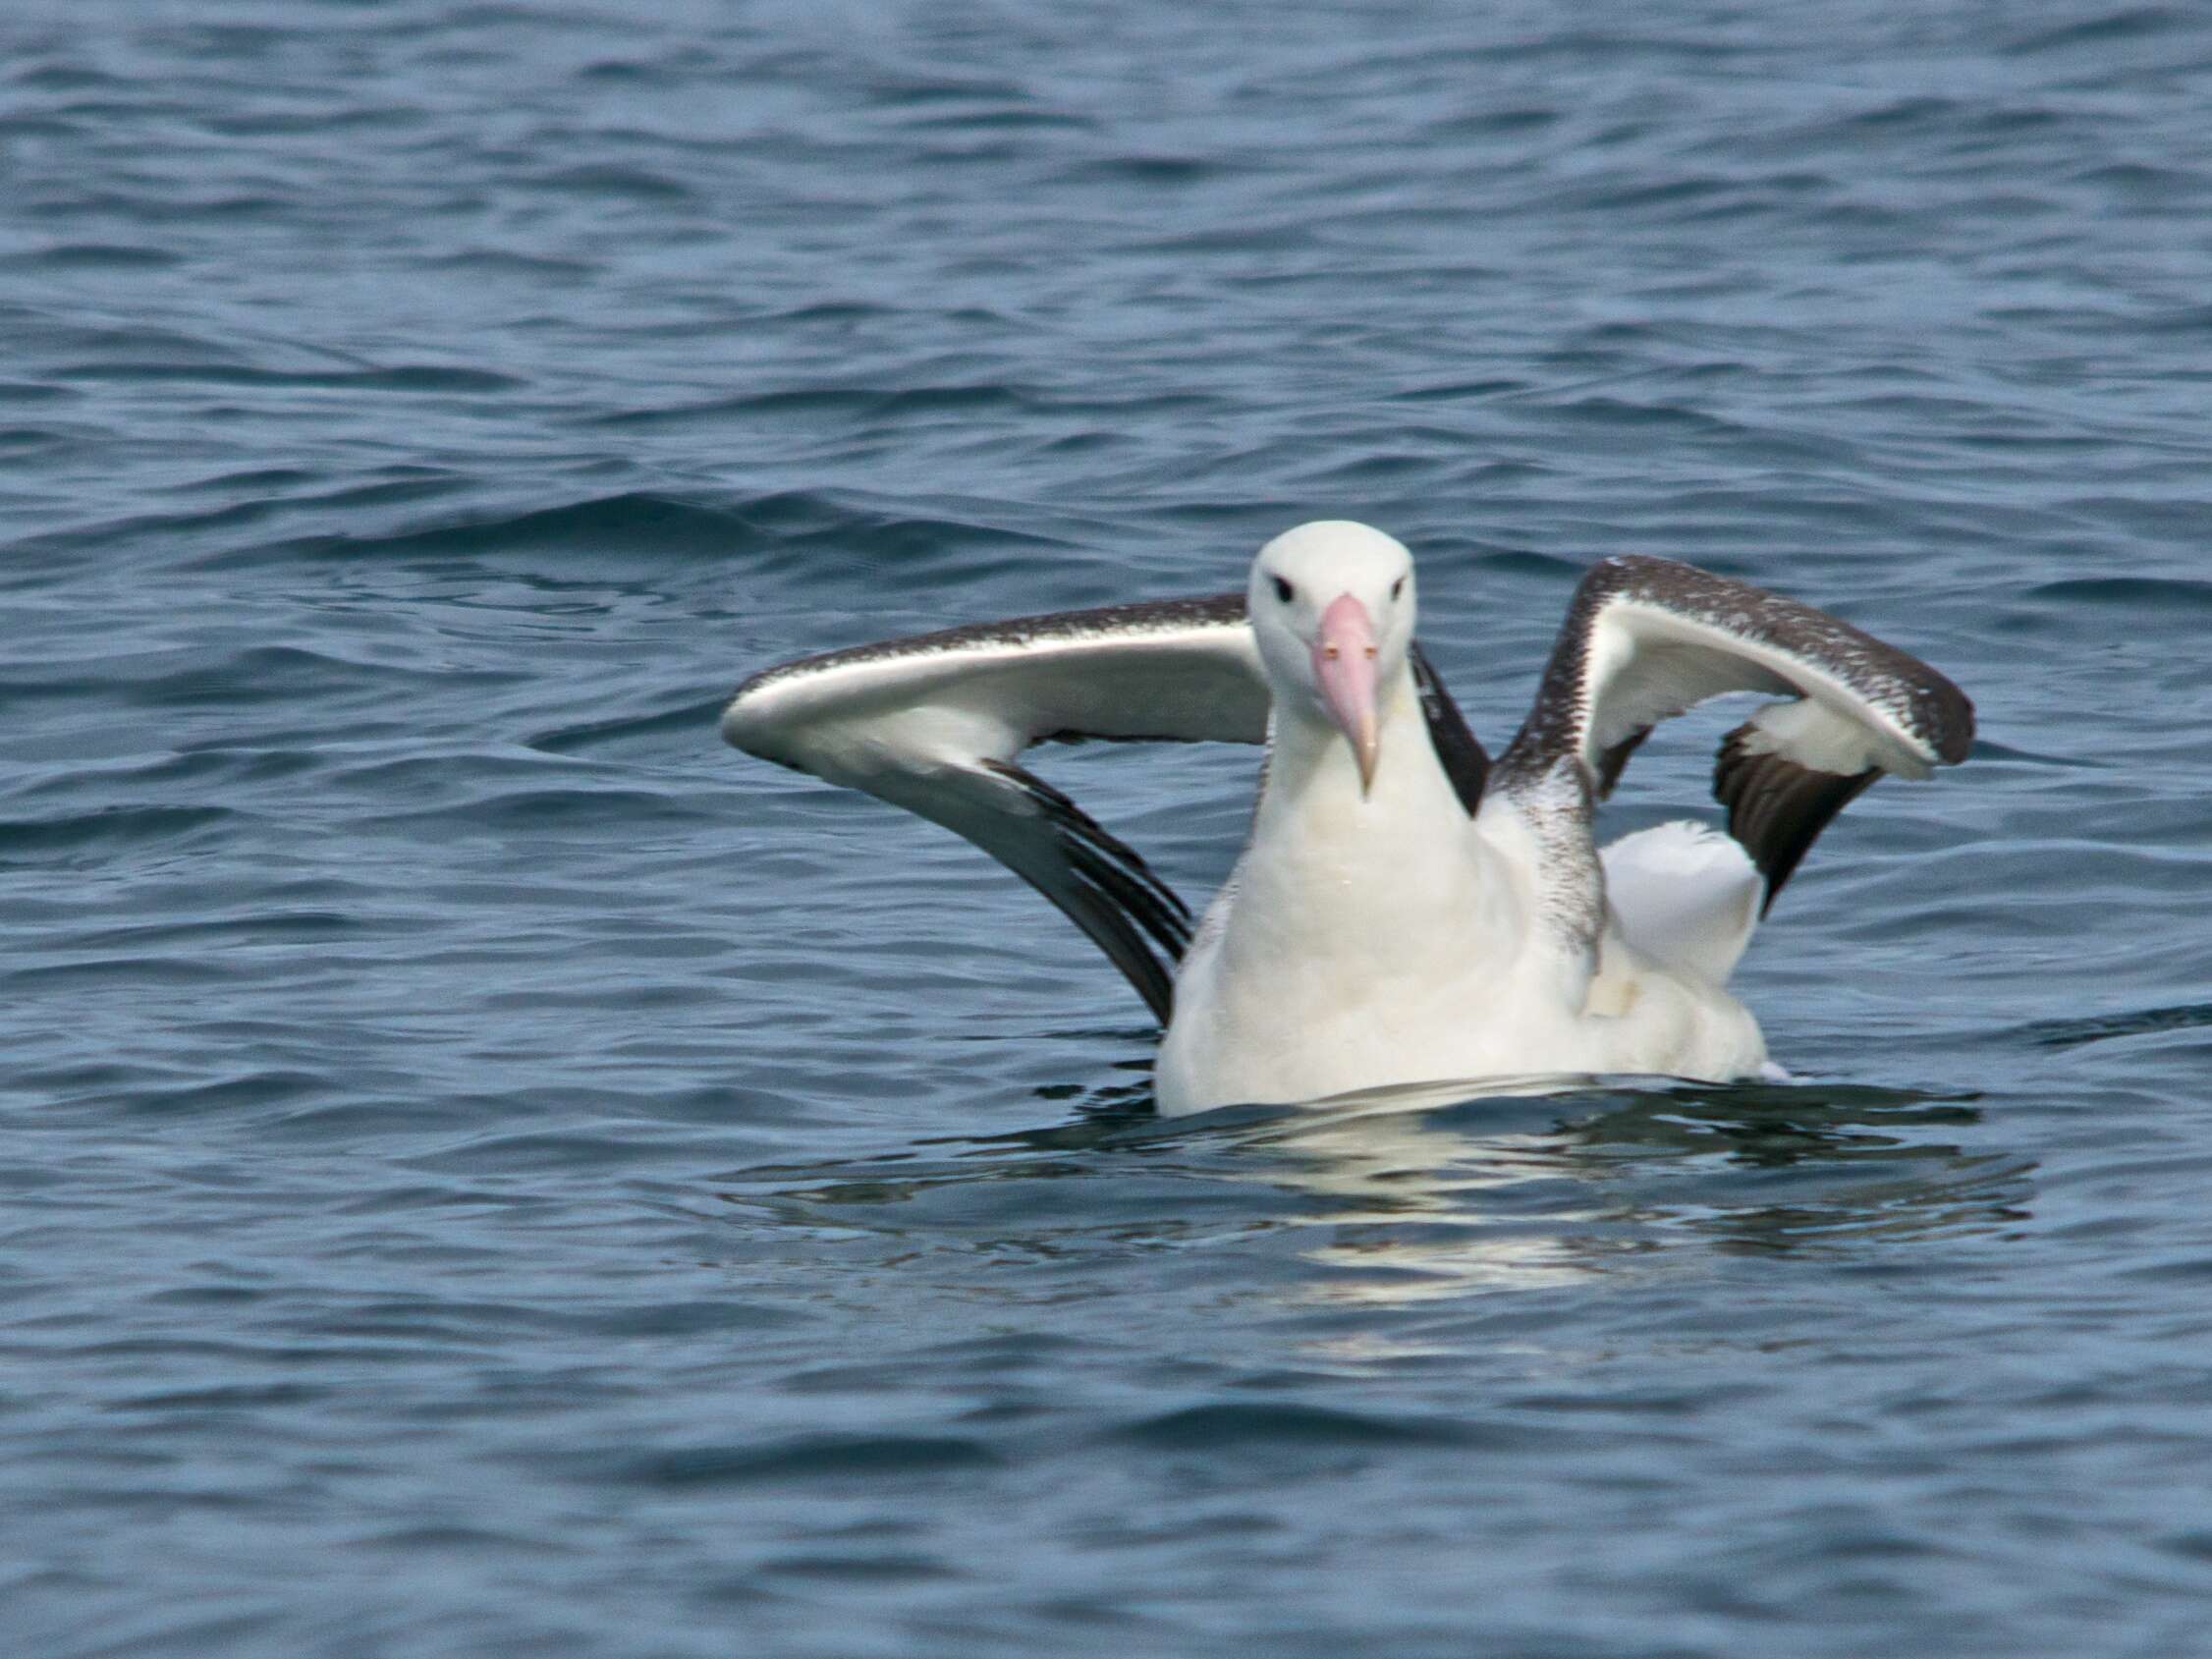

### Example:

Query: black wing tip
xmin=1926 ymin=677 xmax=1977 ymax=765
xmin=1410 ymin=644 xmax=1489 ymax=816
xmin=980 ymin=758 xmax=1194 ymax=1027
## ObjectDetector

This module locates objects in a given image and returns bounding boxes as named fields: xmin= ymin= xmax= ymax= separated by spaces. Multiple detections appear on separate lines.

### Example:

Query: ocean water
xmin=5 ymin=2 xmax=2212 ymax=1654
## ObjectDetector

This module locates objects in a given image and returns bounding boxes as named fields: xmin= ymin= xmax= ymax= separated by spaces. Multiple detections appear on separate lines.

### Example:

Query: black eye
xmin=1391 ymin=576 xmax=1406 ymax=600
xmin=1271 ymin=575 xmax=1296 ymax=604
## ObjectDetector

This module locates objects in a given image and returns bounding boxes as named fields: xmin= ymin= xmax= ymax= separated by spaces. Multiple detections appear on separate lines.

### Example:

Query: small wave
xmin=1547 ymin=395 xmax=1745 ymax=434
xmin=0 ymin=803 xmax=235 ymax=859
xmin=110 ymin=1381 xmax=330 ymax=1412
xmin=2023 ymin=576 xmax=2212 ymax=611
xmin=521 ymin=163 xmax=695 ymax=203
xmin=2068 ymin=161 xmax=2199 ymax=195
xmin=1968 ymin=739 xmax=2102 ymax=769
xmin=2017 ymin=1003 xmax=2212 ymax=1051
xmin=361 ymin=785 xmax=721 ymax=838
xmin=1835 ymin=94 xmax=1963 ymax=134
xmin=1110 ymin=1402 xmax=1494 ymax=1451
xmin=1399 ymin=377 xmax=1532 ymax=403
xmin=1472 ymin=548 xmax=1587 ymax=578
xmin=403 ymin=1128 xmax=704 ymax=1174
xmin=567 ymin=1300 xmax=817 ymax=1340
xmin=1051 ymin=154 xmax=1226 ymax=187
xmin=204 ymin=486 xmax=1078 ymax=582
xmin=423 ymin=249 xmax=592 ymax=278
xmin=68 ymin=911 xmax=363 ymax=955
xmin=118 ymin=1070 xmax=326 ymax=1117
xmin=292 ymin=491 xmax=762 ymax=562
xmin=172 ymin=466 xmax=316 ymax=494
xmin=105 ymin=644 xmax=499 ymax=709
xmin=1558 ymin=177 xmax=1742 ymax=215
xmin=6 ymin=243 xmax=182 ymax=270
xmin=2 ymin=955 xmax=256 ymax=991
xmin=21 ymin=320 xmax=233 ymax=361
xmin=616 ymin=1433 xmax=1002 ymax=1490
xmin=57 ymin=361 xmax=524 ymax=393
xmin=897 ymin=105 xmax=1095 ymax=134
xmin=2004 ymin=6 xmax=2184 ymax=55
xmin=586 ymin=383 xmax=1029 ymax=430
xmin=1428 ymin=106 xmax=1560 ymax=138
xmin=8 ymin=62 xmax=126 ymax=91
xmin=758 ymin=1552 xmax=956 ymax=1584
xmin=529 ymin=697 xmax=725 ymax=755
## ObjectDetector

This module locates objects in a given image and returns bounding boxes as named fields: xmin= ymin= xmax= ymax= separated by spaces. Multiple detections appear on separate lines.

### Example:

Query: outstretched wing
xmin=1499 ymin=556 xmax=1973 ymax=912
xmin=721 ymin=595 xmax=1269 ymax=1023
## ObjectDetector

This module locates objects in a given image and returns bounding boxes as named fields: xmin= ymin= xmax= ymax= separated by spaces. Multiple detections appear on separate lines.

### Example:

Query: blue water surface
xmin=5 ymin=3 xmax=2212 ymax=1655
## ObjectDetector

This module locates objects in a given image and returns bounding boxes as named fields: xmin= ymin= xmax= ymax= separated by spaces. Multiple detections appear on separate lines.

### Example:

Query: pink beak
xmin=1313 ymin=593 xmax=1381 ymax=797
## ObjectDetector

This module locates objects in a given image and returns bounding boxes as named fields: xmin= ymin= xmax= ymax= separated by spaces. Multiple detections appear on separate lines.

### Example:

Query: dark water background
xmin=6 ymin=3 xmax=2212 ymax=1654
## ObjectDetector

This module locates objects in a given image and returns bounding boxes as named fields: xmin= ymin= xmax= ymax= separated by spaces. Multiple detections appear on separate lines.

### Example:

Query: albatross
xmin=722 ymin=522 xmax=1973 ymax=1114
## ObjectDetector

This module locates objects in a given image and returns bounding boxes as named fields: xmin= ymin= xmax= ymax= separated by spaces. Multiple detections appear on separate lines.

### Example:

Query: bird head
xmin=1246 ymin=521 xmax=1418 ymax=797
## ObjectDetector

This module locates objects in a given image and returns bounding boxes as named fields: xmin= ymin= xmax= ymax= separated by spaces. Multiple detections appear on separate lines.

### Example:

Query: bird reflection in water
xmin=717 ymin=1070 xmax=2029 ymax=1319
xmin=1234 ymin=1075 xmax=2030 ymax=1311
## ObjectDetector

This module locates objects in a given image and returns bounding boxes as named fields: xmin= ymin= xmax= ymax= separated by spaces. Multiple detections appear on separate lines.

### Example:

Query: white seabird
xmin=722 ymin=522 xmax=1973 ymax=1114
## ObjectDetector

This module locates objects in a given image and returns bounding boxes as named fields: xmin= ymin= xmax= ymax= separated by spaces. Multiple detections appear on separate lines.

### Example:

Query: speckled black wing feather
xmin=1500 ymin=556 xmax=1972 ymax=912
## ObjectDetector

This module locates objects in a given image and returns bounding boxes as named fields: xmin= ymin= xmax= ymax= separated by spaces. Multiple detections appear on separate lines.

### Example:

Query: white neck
xmin=1226 ymin=667 xmax=1513 ymax=971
